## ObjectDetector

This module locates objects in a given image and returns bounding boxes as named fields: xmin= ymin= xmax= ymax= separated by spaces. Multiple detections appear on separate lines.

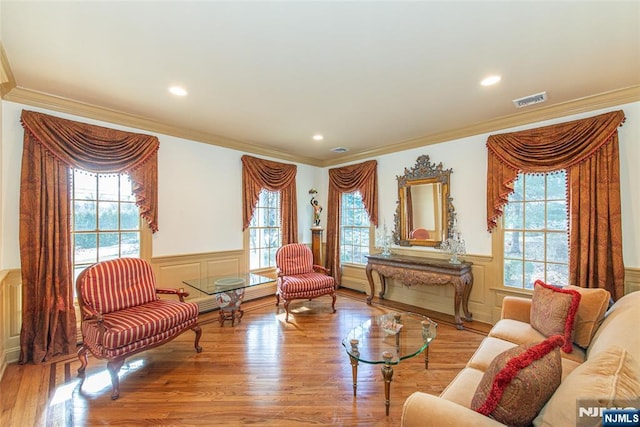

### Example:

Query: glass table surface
xmin=182 ymin=273 xmax=274 ymax=296
xmin=342 ymin=312 xmax=437 ymax=365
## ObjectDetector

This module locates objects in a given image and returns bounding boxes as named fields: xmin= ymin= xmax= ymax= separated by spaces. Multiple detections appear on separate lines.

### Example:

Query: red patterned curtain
xmin=326 ymin=160 xmax=378 ymax=286
xmin=19 ymin=110 xmax=159 ymax=364
xmin=241 ymin=155 xmax=298 ymax=245
xmin=486 ymin=110 xmax=626 ymax=299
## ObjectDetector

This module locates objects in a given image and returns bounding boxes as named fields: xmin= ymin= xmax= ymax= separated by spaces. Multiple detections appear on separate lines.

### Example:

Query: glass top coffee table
xmin=182 ymin=273 xmax=273 ymax=326
xmin=342 ymin=312 xmax=437 ymax=415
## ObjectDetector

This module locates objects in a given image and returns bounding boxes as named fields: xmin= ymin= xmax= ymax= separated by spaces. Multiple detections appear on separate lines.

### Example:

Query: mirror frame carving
xmin=393 ymin=155 xmax=455 ymax=247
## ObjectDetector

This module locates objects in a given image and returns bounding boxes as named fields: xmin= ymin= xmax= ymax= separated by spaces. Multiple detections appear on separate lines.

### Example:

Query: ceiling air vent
xmin=512 ymin=91 xmax=547 ymax=108
xmin=331 ymin=147 xmax=349 ymax=153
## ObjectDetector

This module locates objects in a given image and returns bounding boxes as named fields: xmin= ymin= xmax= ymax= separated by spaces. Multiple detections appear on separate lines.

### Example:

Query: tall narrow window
xmin=503 ymin=171 xmax=569 ymax=289
xmin=71 ymin=170 xmax=140 ymax=281
xmin=248 ymin=189 xmax=281 ymax=270
xmin=340 ymin=191 xmax=371 ymax=265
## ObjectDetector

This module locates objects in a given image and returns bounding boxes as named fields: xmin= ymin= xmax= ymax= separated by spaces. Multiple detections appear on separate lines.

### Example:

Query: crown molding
xmin=320 ymin=85 xmax=640 ymax=167
xmin=3 ymin=81 xmax=638 ymax=168
xmin=3 ymin=86 xmax=324 ymax=167
xmin=0 ymin=43 xmax=17 ymax=98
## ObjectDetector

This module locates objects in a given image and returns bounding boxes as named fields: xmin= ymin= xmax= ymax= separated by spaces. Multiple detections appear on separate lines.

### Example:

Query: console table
xmin=365 ymin=254 xmax=473 ymax=330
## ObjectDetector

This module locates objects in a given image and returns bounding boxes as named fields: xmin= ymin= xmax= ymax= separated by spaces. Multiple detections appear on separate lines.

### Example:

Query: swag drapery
xmin=241 ymin=155 xmax=298 ymax=245
xmin=326 ymin=160 xmax=378 ymax=286
xmin=486 ymin=110 xmax=626 ymax=300
xmin=19 ymin=110 xmax=159 ymax=364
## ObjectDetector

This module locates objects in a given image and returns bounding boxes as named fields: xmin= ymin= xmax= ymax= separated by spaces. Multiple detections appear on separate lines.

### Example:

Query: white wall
xmin=329 ymin=101 xmax=640 ymax=267
xmin=1 ymin=100 xmax=639 ymax=269
xmin=0 ymin=101 xmax=318 ymax=268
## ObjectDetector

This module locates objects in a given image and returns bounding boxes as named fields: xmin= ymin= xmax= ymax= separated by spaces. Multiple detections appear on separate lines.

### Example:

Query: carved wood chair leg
xmin=331 ymin=293 xmax=337 ymax=313
xmin=276 ymin=294 xmax=280 ymax=306
xmin=192 ymin=325 xmax=203 ymax=353
xmin=284 ymin=300 xmax=290 ymax=321
xmin=77 ymin=345 xmax=89 ymax=376
xmin=106 ymin=358 xmax=125 ymax=400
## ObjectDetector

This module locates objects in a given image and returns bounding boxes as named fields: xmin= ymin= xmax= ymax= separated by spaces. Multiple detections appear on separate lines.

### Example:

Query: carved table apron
xmin=365 ymin=254 xmax=473 ymax=330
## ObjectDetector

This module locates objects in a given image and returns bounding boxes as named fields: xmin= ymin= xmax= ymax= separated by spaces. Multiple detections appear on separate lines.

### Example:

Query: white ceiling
xmin=1 ymin=1 xmax=639 ymax=165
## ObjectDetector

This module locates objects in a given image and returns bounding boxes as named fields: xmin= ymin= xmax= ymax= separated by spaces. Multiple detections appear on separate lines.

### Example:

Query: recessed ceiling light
xmin=169 ymin=86 xmax=188 ymax=96
xmin=481 ymin=75 xmax=501 ymax=86
xmin=312 ymin=134 xmax=324 ymax=141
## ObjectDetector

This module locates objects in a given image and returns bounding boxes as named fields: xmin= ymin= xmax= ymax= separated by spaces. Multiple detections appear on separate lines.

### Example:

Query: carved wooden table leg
xmin=462 ymin=273 xmax=473 ymax=322
xmin=381 ymin=351 xmax=394 ymax=416
xmin=453 ymin=278 xmax=465 ymax=330
xmin=378 ymin=273 xmax=387 ymax=299
xmin=365 ymin=264 xmax=375 ymax=304
xmin=348 ymin=339 xmax=360 ymax=396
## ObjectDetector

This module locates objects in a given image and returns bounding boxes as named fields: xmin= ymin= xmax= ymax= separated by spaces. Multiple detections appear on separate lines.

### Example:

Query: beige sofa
xmin=401 ymin=288 xmax=640 ymax=426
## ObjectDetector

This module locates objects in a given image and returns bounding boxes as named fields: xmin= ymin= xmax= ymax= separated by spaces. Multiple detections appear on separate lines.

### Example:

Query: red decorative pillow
xmin=530 ymin=280 xmax=581 ymax=353
xmin=471 ymin=335 xmax=564 ymax=427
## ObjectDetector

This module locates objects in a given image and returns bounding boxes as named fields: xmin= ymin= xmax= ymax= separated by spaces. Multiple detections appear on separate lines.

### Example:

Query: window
xmin=71 ymin=170 xmax=140 ymax=281
xmin=340 ymin=191 xmax=371 ymax=265
xmin=248 ymin=189 xmax=281 ymax=270
xmin=503 ymin=171 xmax=569 ymax=290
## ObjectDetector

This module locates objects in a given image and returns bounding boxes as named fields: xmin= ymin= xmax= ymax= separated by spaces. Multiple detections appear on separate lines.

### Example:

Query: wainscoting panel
xmin=625 ymin=268 xmax=640 ymax=294
xmin=1 ymin=269 xmax=22 ymax=367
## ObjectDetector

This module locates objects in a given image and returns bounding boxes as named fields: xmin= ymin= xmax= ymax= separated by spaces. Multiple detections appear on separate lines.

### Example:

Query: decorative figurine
xmin=309 ymin=188 xmax=322 ymax=227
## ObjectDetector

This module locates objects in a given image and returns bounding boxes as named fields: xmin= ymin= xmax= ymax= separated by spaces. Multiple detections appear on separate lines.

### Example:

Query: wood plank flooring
xmin=0 ymin=289 xmax=487 ymax=426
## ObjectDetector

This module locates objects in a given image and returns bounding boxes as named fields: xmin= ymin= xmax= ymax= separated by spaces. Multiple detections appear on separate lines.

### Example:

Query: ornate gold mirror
xmin=393 ymin=155 xmax=455 ymax=247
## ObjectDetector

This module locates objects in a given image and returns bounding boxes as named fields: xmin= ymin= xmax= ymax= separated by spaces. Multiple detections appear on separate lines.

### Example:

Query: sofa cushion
xmin=534 ymin=346 xmax=640 ymax=427
xmin=489 ymin=318 xmax=547 ymax=346
xmin=530 ymin=280 xmax=581 ymax=353
xmin=440 ymin=367 xmax=486 ymax=408
xmin=80 ymin=257 xmax=159 ymax=314
xmin=563 ymin=285 xmax=610 ymax=348
xmin=82 ymin=299 xmax=199 ymax=350
xmin=471 ymin=335 xmax=564 ymax=427
xmin=467 ymin=337 xmax=519 ymax=372
xmin=588 ymin=291 xmax=640 ymax=360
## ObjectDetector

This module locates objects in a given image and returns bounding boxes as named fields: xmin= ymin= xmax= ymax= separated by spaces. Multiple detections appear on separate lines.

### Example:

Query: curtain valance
xmin=20 ymin=110 xmax=159 ymax=231
xmin=241 ymin=155 xmax=298 ymax=244
xmin=327 ymin=160 xmax=379 ymax=227
xmin=486 ymin=110 xmax=625 ymax=232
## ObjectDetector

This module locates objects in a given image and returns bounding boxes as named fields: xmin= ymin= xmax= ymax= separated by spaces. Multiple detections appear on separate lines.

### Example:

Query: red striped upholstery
xmin=79 ymin=258 xmax=158 ymax=314
xmin=76 ymin=257 xmax=202 ymax=400
xmin=279 ymin=273 xmax=335 ymax=299
xmin=275 ymin=243 xmax=337 ymax=321
xmin=83 ymin=321 xmax=195 ymax=359
xmin=82 ymin=299 xmax=199 ymax=350
xmin=276 ymin=243 xmax=314 ymax=276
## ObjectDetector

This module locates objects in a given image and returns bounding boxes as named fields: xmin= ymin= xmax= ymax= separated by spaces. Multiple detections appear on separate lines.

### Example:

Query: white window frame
xmin=248 ymin=189 xmax=282 ymax=271
xmin=340 ymin=191 xmax=371 ymax=266
xmin=501 ymin=171 xmax=569 ymax=290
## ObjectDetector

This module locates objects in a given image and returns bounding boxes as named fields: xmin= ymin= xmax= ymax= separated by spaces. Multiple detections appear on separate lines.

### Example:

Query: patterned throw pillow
xmin=530 ymin=280 xmax=581 ymax=353
xmin=470 ymin=335 xmax=564 ymax=427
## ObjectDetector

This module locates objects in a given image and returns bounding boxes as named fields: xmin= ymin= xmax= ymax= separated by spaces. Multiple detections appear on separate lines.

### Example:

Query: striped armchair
xmin=76 ymin=258 xmax=202 ymax=400
xmin=275 ymin=243 xmax=337 ymax=322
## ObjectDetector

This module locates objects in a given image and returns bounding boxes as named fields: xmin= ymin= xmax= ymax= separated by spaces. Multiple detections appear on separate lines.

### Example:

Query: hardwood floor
xmin=1 ymin=289 xmax=487 ymax=426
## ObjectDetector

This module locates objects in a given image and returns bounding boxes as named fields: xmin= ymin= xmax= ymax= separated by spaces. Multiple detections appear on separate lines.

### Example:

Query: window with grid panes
xmin=71 ymin=170 xmax=141 ymax=283
xmin=503 ymin=171 xmax=569 ymax=290
xmin=340 ymin=191 xmax=371 ymax=265
xmin=248 ymin=189 xmax=281 ymax=270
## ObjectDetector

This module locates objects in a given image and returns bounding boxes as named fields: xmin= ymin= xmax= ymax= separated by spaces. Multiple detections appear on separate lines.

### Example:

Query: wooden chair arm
xmin=312 ymin=265 xmax=331 ymax=275
xmin=156 ymin=288 xmax=190 ymax=302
